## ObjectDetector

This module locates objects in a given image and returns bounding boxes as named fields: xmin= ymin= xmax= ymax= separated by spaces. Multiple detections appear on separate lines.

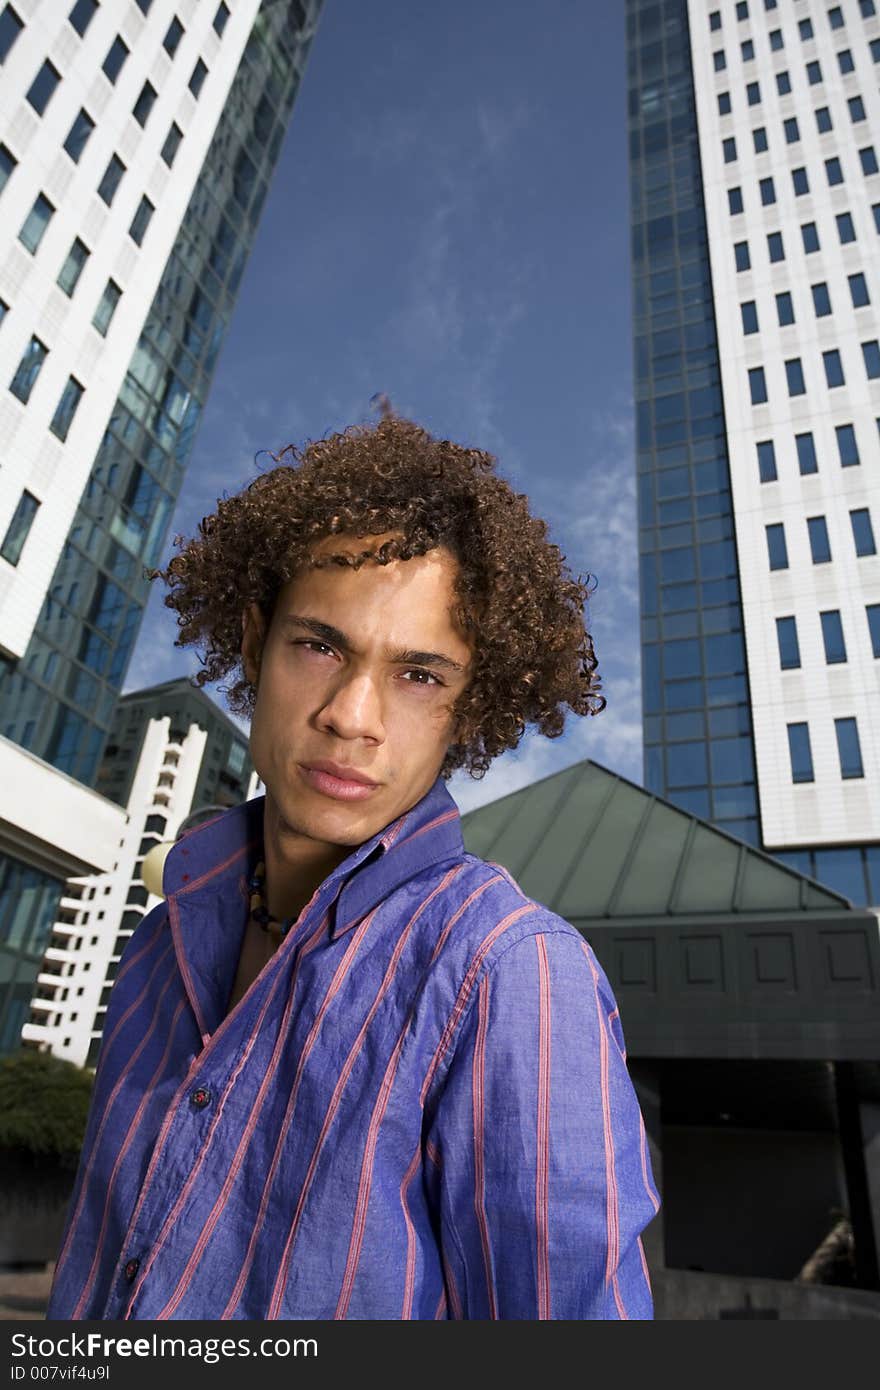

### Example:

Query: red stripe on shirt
xmin=420 ymin=901 xmax=538 ymax=1106
xmin=267 ymin=866 xmax=465 ymax=1319
xmin=472 ymin=974 xmax=497 ymax=1318
xmin=71 ymin=993 xmax=186 ymax=1317
xmin=535 ymin=935 xmax=552 ymax=1320
xmin=53 ymin=943 xmax=175 ymax=1282
xmin=583 ymin=942 xmax=628 ymax=1319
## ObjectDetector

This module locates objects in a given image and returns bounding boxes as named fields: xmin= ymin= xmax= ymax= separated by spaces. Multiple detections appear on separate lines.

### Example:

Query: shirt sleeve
xmin=427 ymin=927 xmax=659 ymax=1320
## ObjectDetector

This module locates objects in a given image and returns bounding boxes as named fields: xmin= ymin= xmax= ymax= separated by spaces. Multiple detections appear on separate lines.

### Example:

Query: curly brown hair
xmin=152 ymin=408 xmax=605 ymax=778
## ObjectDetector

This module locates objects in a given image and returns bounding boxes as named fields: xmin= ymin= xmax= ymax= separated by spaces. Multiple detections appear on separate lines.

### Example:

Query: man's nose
xmin=316 ymin=670 xmax=385 ymax=742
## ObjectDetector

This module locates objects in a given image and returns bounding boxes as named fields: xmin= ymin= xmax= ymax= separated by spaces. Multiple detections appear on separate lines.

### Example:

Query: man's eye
xmin=296 ymin=640 xmax=335 ymax=657
xmin=401 ymin=668 xmax=442 ymax=686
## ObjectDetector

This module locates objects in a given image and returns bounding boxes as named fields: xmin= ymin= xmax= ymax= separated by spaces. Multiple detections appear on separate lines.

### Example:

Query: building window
xmin=806 ymin=59 xmax=822 ymax=84
xmin=801 ymin=221 xmax=820 ymax=252
xmin=760 ymin=176 xmax=776 ymax=205
xmin=757 ymin=439 xmax=777 ymax=482
xmin=874 ymin=204 xmax=880 ymax=233
xmin=817 ymin=107 xmax=834 ymax=134
xmin=97 ymin=154 xmax=125 ymax=205
xmin=57 ymin=236 xmax=89 ymax=296
xmin=829 ymin=5 xmax=845 ymax=27
xmin=850 ymin=507 xmax=877 ymax=556
xmin=92 ymin=278 xmax=121 ymax=336
xmin=811 ymin=282 xmax=832 ymax=316
xmin=799 ymin=18 xmax=814 ymax=39
xmin=163 ymin=15 xmax=183 ymax=56
xmin=820 ymin=610 xmax=847 ymax=664
xmin=849 ymin=273 xmax=870 ymax=308
xmin=0 ymin=143 xmax=16 ymax=194
xmin=735 ymin=240 xmax=751 ymax=271
xmin=766 ymin=522 xmax=788 ymax=570
xmin=823 ymin=349 xmax=845 ymax=387
xmin=68 ymin=0 xmax=97 ymax=36
xmin=753 ymin=126 xmax=768 ymax=153
xmin=861 ymin=0 xmax=876 ymax=16
xmin=776 ymin=70 xmax=791 ymax=94
xmin=834 ymin=718 xmax=864 ymax=779
xmin=741 ymin=301 xmax=759 ymax=334
xmin=0 ymin=5 xmax=23 ymax=62
xmin=862 ymin=340 xmax=880 ymax=377
xmin=874 ymin=37 xmax=880 ymax=60
xmin=787 ymin=723 xmax=814 ymax=783
xmin=160 ymin=122 xmax=183 ymax=167
xmin=749 ymin=366 xmax=768 ymax=404
xmin=102 ymin=36 xmax=129 ymax=83
xmin=776 ymin=616 xmax=800 ymax=669
xmin=772 ymin=290 xmax=795 ymax=325
xmin=718 ymin=91 xmax=731 ymax=115
xmin=189 ymin=56 xmax=207 ymax=97
xmin=783 ymin=116 xmax=799 ymax=143
xmin=63 ymin=108 xmax=95 ymax=163
xmin=836 ymin=211 xmax=856 ymax=243
xmin=132 ymin=80 xmax=157 ymax=127
xmin=129 ymin=195 xmax=154 ymax=246
xmin=785 ymin=358 xmax=805 ymax=396
xmin=796 ymin=432 xmax=818 ymax=474
xmin=49 ymin=376 xmax=84 ymax=441
xmin=867 ymin=604 xmax=880 ymax=658
xmin=710 ymin=9 xmax=721 ymax=28
xmin=728 ymin=186 xmax=744 ymax=214
xmin=769 ymin=28 xmax=783 ymax=49
xmin=836 ymin=423 xmax=860 ymax=468
xmin=838 ymin=48 xmax=854 ymax=73
xmin=742 ymin=39 xmax=755 ymax=60
xmin=736 ymin=0 xmax=748 ymax=18
xmin=747 ymin=81 xmax=760 ymax=105
xmin=848 ymin=96 xmax=866 ymax=123
xmin=808 ymin=515 xmax=832 ymax=563
xmin=723 ymin=136 xmax=737 ymax=163
xmin=792 ymin=166 xmax=809 ymax=195
xmin=213 ymin=2 xmax=230 ymax=37
xmin=826 ymin=157 xmax=844 ymax=186
xmin=767 ymin=231 xmax=784 ymax=262
xmin=18 ymin=193 xmax=54 ymax=253
xmin=26 ymin=59 xmax=61 ymax=115
xmin=9 ymin=335 xmax=47 ymax=403
xmin=0 ymin=490 xmax=39 ymax=566
xmin=860 ymin=146 xmax=879 ymax=176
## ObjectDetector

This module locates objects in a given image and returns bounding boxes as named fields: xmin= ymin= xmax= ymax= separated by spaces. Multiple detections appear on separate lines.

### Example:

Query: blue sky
xmin=124 ymin=0 xmax=639 ymax=813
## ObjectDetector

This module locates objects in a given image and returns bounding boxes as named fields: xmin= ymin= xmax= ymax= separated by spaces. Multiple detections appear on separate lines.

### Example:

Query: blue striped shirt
xmin=48 ymin=776 xmax=659 ymax=1320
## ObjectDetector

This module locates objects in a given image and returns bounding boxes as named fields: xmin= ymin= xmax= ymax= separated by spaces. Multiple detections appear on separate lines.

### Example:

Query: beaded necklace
xmin=247 ymin=860 xmax=296 ymax=939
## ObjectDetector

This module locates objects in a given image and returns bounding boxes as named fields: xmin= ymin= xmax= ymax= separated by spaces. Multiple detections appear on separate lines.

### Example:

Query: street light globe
xmin=141 ymin=840 xmax=173 ymax=898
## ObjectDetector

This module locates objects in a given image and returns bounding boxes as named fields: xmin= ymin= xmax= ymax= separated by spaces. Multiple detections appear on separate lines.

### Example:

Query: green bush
xmin=0 ymin=1050 xmax=93 ymax=1167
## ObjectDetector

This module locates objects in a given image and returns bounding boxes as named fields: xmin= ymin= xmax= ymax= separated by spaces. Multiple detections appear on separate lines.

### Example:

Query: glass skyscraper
xmin=628 ymin=0 xmax=879 ymax=907
xmin=0 ymin=0 xmax=324 ymax=1051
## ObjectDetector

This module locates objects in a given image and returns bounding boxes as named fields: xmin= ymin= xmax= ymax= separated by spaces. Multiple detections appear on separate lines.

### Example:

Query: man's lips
xmin=299 ymin=761 xmax=381 ymax=801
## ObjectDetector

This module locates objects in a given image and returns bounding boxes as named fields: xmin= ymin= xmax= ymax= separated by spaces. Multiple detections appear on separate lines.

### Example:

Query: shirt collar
xmin=162 ymin=775 xmax=464 ymax=937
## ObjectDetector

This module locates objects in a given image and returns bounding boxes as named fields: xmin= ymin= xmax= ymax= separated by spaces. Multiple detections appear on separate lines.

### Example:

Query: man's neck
xmin=261 ymin=797 xmax=352 ymax=923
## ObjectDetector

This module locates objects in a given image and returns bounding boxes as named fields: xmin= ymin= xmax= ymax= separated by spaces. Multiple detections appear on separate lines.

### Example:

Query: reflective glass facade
xmin=0 ymin=0 xmax=320 ymax=792
xmin=628 ymin=0 xmax=761 ymax=845
xmin=0 ymin=854 xmax=63 ymax=1054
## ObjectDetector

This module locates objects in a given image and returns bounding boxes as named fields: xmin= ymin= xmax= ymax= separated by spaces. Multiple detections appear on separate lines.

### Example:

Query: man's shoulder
xmin=416 ymin=850 xmax=585 ymax=963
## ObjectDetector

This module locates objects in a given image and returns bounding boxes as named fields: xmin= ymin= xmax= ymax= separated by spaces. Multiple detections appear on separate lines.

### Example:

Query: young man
xmin=48 ymin=411 xmax=659 ymax=1321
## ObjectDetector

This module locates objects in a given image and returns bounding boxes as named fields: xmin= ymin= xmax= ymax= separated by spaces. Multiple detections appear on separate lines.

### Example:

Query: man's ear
xmin=241 ymin=604 xmax=267 ymax=687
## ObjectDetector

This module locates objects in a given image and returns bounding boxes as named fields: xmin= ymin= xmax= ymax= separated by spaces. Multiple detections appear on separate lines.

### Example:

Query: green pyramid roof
xmin=460 ymin=759 xmax=851 ymax=922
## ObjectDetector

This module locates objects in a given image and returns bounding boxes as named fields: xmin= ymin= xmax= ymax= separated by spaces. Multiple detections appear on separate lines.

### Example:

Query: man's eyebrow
xmin=279 ymin=614 xmax=467 ymax=672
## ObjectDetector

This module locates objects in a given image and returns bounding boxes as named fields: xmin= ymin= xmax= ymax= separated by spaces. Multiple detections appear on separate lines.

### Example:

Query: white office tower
xmin=0 ymin=0 xmax=322 ymax=1050
xmin=631 ymin=0 xmax=879 ymax=907
xmin=23 ymin=678 xmax=257 ymax=1067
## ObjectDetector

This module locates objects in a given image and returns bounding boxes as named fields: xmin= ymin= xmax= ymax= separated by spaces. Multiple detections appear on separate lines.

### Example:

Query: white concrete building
xmin=23 ymin=677 xmax=258 ymax=1067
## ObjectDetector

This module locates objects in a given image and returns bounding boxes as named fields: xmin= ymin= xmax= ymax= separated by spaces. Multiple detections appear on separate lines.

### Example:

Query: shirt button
xmin=123 ymin=1258 xmax=140 ymax=1283
xmin=190 ymin=1086 xmax=212 ymax=1110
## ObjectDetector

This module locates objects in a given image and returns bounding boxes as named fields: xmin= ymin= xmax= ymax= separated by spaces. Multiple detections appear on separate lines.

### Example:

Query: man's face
xmin=242 ymin=534 xmax=473 ymax=854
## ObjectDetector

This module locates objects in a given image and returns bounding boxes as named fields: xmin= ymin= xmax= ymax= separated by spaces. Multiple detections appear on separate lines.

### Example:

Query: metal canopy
xmin=461 ymin=759 xmax=850 ymax=920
